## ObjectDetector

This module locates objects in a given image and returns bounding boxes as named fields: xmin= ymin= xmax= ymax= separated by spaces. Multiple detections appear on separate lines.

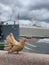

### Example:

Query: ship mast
xmin=14 ymin=13 xmax=19 ymax=25
xmin=17 ymin=13 xmax=19 ymax=25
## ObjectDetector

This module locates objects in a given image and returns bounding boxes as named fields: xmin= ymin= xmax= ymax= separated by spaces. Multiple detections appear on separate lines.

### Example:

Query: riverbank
xmin=0 ymin=50 xmax=49 ymax=65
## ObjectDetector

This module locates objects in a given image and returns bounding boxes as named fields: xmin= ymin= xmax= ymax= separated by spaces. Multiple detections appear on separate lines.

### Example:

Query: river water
xmin=23 ymin=38 xmax=49 ymax=54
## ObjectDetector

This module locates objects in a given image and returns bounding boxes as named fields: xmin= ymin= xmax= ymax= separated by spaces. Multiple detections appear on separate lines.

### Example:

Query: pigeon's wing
xmin=9 ymin=44 xmax=22 ymax=52
xmin=4 ymin=40 xmax=13 ymax=51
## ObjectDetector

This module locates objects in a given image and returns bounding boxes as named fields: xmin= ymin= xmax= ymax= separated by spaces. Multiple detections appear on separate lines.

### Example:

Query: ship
xmin=0 ymin=21 xmax=20 ymax=49
xmin=0 ymin=21 xmax=19 ymax=41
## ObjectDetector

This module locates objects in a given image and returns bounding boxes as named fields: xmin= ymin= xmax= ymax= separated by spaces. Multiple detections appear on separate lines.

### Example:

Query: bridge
xmin=20 ymin=27 xmax=49 ymax=39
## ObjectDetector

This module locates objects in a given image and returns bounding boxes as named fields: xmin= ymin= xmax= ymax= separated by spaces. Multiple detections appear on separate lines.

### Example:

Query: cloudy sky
xmin=0 ymin=0 xmax=49 ymax=27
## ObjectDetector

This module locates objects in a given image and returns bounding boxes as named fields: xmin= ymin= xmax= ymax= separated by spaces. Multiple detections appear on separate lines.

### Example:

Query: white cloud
xmin=19 ymin=20 xmax=32 ymax=25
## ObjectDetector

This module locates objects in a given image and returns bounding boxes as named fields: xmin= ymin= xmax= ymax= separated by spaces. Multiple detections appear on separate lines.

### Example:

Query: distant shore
xmin=0 ymin=50 xmax=49 ymax=65
xmin=27 ymin=38 xmax=40 ymax=42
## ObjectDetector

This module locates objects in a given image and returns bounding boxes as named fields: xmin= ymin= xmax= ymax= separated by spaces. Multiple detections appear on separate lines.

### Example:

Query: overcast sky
xmin=0 ymin=0 xmax=49 ymax=27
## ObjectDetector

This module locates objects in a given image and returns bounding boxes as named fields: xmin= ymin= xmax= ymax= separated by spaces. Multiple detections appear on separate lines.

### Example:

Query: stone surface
xmin=0 ymin=50 xmax=49 ymax=65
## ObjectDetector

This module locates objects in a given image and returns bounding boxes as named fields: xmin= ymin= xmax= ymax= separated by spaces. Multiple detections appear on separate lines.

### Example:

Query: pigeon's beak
xmin=25 ymin=38 xmax=27 ymax=42
xmin=24 ymin=38 xmax=27 ymax=42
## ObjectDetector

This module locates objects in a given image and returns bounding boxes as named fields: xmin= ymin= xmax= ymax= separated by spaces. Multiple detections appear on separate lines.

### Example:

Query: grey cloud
xmin=28 ymin=0 xmax=49 ymax=10
xmin=17 ymin=8 xmax=49 ymax=22
xmin=0 ymin=0 xmax=49 ymax=9
xmin=19 ymin=10 xmax=32 ymax=20
xmin=0 ymin=0 xmax=15 ymax=5
xmin=0 ymin=3 xmax=13 ymax=21
xmin=31 ymin=9 xmax=49 ymax=21
xmin=0 ymin=0 xmax=49 ymax=27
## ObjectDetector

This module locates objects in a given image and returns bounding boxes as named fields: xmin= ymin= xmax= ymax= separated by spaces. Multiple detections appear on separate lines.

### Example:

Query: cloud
xmin=0 ymin=0 xmax=49 ymax=28
xmin=31 ymin=8 xmax=49 ymax=21
xmin=28 ymin=0 xmax=49 ymax=10
xmin=32 ymin=20 xmax=49 ymax=28
xmin=0 ymin=3 xmax=12 ymax=21
xmin=19 ymin=20 xmax=32 ymax=25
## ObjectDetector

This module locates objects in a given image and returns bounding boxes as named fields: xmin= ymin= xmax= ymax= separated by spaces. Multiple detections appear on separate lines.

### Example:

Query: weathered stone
xmin=0 ymin=50 xmax=49 ymax=65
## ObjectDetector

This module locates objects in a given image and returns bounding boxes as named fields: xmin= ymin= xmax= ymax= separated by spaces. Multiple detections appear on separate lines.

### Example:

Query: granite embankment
xmin=0 ymin=50 xmax=49 ymax=65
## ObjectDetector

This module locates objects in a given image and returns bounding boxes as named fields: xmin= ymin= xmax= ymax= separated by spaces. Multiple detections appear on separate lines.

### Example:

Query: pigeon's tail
xmin=4 ymin=40 xmax=13 ymax=51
